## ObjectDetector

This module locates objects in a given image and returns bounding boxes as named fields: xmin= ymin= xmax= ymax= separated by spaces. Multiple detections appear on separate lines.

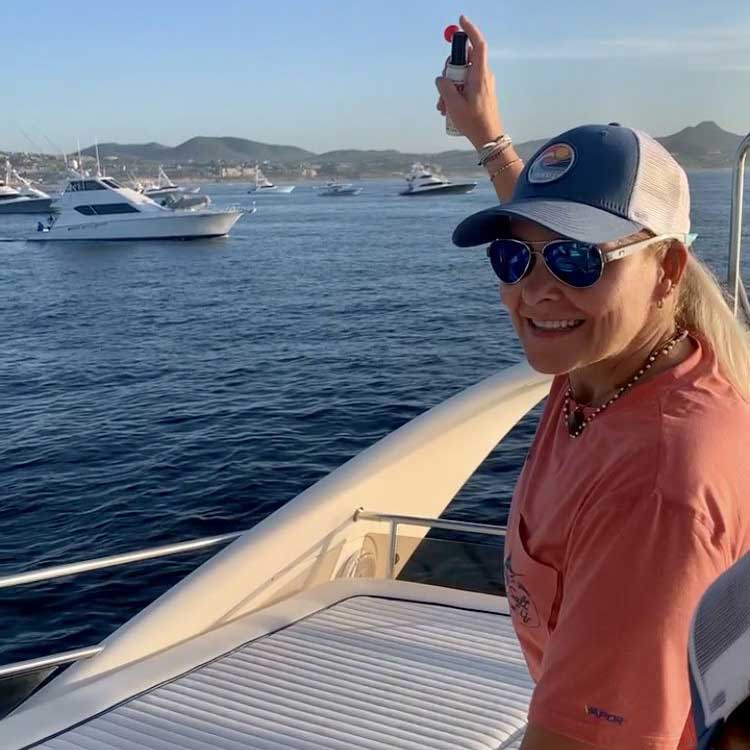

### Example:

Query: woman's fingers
xmin=435 ymin=76 xmax=465 ymax=111
xmin=435 ymin=19 xmax=501 ymax=146
xmin=459 ymin=15 xmax=487 ymax=74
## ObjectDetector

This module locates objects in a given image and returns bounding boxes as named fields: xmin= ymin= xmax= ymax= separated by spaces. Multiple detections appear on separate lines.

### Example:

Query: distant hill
xmin=315 ymin=148 xmax=478 ymax=172
xmin=81 ymin=138 xmax=551 ymax=173
xmin=657 ymin=121 xmax=743 ymax=168
xmin=83 ymin=142 xmax=175 ymax=162
xmin=170 ymin=137 xmax=315 ymax=163
xmin=82 ymin=136 xmax=315 ymax=164
xmin=79 ymin=122 xmax=743 ymax=173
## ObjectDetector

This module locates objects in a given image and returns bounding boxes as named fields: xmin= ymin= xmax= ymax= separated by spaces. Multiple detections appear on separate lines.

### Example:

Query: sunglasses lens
xmin=545 ymin=241 xmax=603 ymax=287
xmin=488 ymin=240 xmax=531 ymax=284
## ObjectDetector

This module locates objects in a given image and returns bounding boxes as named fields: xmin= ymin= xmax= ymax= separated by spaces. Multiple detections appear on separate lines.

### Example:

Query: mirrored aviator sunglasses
xmin=486 ymin=238 xmax=604 ymax=288
xmin=486 ymin=234 xmax=697 ymax=289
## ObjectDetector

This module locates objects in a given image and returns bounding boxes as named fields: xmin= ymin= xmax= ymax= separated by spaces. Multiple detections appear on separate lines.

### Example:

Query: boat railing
xmin=728 ymin=131 xmax=750 ymax=320
xmin=0 ymin=531 xmax=247 ymax=590
xmin=0 ymin=647 xmax=105 ymax=680
xmin=197 ymin=202 xmax=251 ymax=215
xmin=354 ymin=509 xmax=506 ymax=578
xmin=0 ymin=511 xmax=506 ymax=680
xmin=0 ymin=531 xmax=246 ymax=680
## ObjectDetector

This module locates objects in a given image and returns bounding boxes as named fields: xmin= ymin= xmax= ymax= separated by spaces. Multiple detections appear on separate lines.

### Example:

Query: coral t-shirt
xmin=504 ymin=337 xmax=750 ymax=749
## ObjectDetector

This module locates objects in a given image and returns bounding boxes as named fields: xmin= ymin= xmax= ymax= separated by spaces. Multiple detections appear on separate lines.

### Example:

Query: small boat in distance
xmin=158 ymin=191 xmax=212 ymax=211
xmin=399 ymin=162 xmax=476 ymax=196
xmin=0 ymin=161 xmax=54 ymax=214
xmin=248 ymin=165 xmax=295 ymax=194
xmin=141 ymin=166 xmax=205 ymax=205
xmin=317 ymin=179 xmax=362 ymax=196
xmin=28 ymin=174 xmax=246 ymax=241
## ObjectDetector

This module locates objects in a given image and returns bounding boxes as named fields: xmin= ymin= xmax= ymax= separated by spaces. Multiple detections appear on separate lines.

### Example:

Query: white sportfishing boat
xmin=399 ymin=162 xmax=477 ymax=196
xmin=158 ymin=190 xmax=212 ymax=210
xmin=137 ymin=166 xmax=210 ymax=209
xmin=27 ymin=175 xmax=246 ymax=241
xmin=142 ymin=166 xmax=195 ymax=200
xmin=0 ymin=161 xmax=54 ymax=214
xmin=2 ymin=134 xmax=749 ymax=749
xmin=318 ymin=179 xmax=363 ymax=196
xmin=248 ymin=165 xmax=295 ymax=194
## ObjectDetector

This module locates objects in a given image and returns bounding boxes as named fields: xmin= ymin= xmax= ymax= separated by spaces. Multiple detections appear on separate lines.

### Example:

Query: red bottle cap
xmin=443 ymin=25 xmax=460 ymax=43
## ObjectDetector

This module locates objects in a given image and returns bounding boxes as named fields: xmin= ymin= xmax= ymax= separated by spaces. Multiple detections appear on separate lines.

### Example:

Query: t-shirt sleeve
xmin=528 ymin=490 xmax=727 ymax=750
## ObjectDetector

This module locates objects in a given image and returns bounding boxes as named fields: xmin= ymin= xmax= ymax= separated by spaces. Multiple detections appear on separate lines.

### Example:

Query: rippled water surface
xmin=0 ymin=171 xmax=746 ymax=663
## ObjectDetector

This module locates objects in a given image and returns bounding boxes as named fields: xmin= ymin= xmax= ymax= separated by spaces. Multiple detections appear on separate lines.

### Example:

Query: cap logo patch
xmin=528 ymin=143 xmax=576 ymax=184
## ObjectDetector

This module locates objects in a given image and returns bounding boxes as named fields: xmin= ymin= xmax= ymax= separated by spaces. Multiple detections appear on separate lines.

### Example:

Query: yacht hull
xmin=318 ymin=188 xmax=362 ymax=196
xmin=399 ymin=182 xmax=476 ymax=196
xmin=27 ymin=210 xmax=244 ymax=241
xmin=248 ymin=185 xmax=295 ymax=194
xmin=0 ymin=197 xmax=54 ymax=214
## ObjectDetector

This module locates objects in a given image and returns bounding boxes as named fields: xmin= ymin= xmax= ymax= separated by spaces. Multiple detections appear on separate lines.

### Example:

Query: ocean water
xmin=0 ymin=171 xmax=746 ymax=665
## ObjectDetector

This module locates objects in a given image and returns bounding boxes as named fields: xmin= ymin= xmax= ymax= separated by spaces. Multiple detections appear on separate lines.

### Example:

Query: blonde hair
xmin=676 ymin=254 xmax=750 ymax=401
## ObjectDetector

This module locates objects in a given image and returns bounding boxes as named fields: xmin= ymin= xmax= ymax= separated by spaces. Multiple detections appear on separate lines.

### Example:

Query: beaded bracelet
xmin=477 ymin=138 xmax=512 ymax=166
xmin=483 ymin=145 xmax=515 ymax=168
xmin=488 ymin=157 xmax=523 ymax=182
xmin=476 ymin=134 xmax=513 ymax=166
xmin=477 ymin=134 xmax=511 ymax=157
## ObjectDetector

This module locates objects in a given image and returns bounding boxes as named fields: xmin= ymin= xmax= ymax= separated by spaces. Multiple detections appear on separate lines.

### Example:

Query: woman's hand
xmin=435 ymin=15 xmax=503 ymax=149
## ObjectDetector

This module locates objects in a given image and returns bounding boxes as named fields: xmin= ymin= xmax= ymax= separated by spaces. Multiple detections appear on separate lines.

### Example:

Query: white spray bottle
xmin=444 ymin=28 xmax=469 ymax=137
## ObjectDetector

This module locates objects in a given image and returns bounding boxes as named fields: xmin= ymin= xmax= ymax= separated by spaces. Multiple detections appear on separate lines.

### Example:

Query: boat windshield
xmin=101 ymin=178 xmax=123 ymax=189
xmin=67 ymin=180 xmax=107 ymax=192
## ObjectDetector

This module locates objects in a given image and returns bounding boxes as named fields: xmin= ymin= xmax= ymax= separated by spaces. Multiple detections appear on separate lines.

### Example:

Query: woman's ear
xmin=655 ymin=239 xmax=689 ymax=301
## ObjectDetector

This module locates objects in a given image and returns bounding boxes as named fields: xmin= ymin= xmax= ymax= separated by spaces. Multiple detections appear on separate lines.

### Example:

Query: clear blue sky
xmin=3 ymin=0 xmax=750 ymax=154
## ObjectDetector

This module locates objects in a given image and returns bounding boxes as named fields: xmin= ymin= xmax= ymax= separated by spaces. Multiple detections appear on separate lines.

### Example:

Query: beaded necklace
xmin=562 ymin=329 xmax=688 ymax=439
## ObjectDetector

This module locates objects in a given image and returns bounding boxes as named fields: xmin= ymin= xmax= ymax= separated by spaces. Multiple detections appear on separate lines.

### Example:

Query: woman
xmin=437 ymin=16 xmax=750 ymax=750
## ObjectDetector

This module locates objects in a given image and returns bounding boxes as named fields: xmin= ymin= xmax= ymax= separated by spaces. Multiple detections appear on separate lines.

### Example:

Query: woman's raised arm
xmin=435 ymin=16 xmax=524 ymax=203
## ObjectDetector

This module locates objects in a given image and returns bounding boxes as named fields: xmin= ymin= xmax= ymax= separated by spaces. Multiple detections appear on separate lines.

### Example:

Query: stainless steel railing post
xmin=386 ymin=519 xmax=398 ymax=579
xmin=728 ymin=133 xmax=750 ymax=319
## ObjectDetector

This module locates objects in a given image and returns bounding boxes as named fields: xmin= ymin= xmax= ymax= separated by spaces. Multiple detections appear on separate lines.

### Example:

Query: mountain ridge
xmin=79 ymin=121 xmax=743 ymax=172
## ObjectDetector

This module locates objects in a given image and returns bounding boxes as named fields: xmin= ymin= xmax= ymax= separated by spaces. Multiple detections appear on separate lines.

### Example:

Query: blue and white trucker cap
xmin=689 ymin=554 xmax=750 ymax=750
xmin=453 ymin=123 xmax=691 ymax=246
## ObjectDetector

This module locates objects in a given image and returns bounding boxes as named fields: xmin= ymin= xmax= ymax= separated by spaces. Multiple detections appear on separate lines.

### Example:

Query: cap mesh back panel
xmin=629 ymin=130 xmax=691 ymax=236
xmin=693 ymin=555 xmax=750 ymax=680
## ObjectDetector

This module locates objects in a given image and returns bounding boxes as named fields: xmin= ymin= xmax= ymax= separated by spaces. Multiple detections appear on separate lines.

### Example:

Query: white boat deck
xmin=14 ymin=581 xmax=531 ymax=750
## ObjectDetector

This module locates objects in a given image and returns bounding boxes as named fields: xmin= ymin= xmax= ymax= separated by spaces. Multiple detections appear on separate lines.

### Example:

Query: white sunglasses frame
xmin=487 ymin=233 xmax=697 ymax=288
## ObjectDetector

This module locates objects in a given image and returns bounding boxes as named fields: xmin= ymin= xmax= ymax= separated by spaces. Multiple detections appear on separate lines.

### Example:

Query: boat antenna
xmin=94 ymin=139 xmax=102 ymax=177
xmin=11 ymin=165 xmax=37 ymax=192
xmin=18 ymin=126 xmax=42 ymax=154
xmin=76 ymin=138 xmax=83 ymax=177
xmin=42 ymin=134 xmax=69 ymax=169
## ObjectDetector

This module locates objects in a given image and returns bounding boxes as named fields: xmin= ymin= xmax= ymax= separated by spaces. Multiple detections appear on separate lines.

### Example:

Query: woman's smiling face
xmin=498 ymin=218 xmax=662 ymax=375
